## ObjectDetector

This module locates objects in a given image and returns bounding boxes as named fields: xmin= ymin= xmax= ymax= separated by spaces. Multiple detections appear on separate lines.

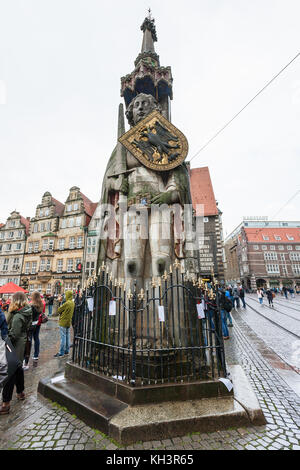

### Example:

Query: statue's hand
xmin=151 ymin=191 xmax=177 ymax=205
xmin=120 ymin=177 xmax=129 ymax=195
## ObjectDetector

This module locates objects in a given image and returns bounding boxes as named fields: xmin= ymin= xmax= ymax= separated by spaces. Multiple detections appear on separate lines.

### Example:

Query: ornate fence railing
xmin=72 ymin=263 xmax=227 ymax=386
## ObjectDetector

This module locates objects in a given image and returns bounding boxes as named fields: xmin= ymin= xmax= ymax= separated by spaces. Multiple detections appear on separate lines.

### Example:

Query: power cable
xmin=190 ymin=51 xmax=300 ymax=163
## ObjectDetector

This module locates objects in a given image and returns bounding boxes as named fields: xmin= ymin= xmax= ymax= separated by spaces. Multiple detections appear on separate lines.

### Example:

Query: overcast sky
xmin=0 ymin=0 xmax=299 ymax=236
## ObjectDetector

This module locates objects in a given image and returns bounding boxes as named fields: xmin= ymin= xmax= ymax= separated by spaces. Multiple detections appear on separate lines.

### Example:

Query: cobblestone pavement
xmin=0 ymin=312 xmax=299 ymax=451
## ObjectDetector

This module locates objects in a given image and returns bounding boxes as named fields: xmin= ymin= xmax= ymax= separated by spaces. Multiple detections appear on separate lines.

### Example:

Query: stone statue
xmin=97 ymin=93 xmax=195 ymax=289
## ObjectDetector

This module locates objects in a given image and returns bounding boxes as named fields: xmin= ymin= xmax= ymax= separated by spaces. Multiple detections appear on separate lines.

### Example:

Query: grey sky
xmin=0 ymin=0 xmax=299 ymax=236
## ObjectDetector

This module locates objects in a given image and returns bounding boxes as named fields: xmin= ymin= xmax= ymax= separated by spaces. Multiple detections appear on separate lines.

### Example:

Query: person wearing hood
xmin=0 ymin=292 xmax=32 ymax=415
xmin=54 ymin=290 xmax=75 ymax=358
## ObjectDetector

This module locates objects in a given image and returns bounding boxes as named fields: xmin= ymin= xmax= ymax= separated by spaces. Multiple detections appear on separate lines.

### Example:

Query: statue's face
xmin=132 ymin=96 xmax=152 ymax=124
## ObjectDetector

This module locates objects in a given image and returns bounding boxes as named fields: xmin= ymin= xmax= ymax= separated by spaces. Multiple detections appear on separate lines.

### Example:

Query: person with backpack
xmin=23 ymin=291 xmax=45 ymax=369
xmin=0 ymin=292 xmax=32 ymax=415
xmin=239 ymin=286 xmax=246 ymax=308
xmin=266 ymin=289 xmax=274 ymax=308
xmin=232 ymin=285 xmax=240 ymax=309
xmin=224 ymin=290 xmax=233 ymax=327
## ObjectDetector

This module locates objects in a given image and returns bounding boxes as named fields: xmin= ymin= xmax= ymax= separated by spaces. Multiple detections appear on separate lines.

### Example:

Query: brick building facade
xmin=225 ymin=220 xmax=300 ymax=289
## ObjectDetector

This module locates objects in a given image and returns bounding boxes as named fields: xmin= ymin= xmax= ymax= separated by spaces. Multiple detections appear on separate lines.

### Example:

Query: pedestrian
xmin=282 ymin=286 xmax=288 ymax=299
xmin=225 ymin=290 xmax=233 ymax=327
xmin=239 ymin=286 xmax=246 ymax=308
xmin=54 ymin=290 xmax=75 ymax=358
xmin=266 ymin=289 xmax=274 ymax=308
xmin=257 ymin=288 xmax=264 ymax=305
xmin=0 ymin=292 xmax=32 ymax=415
xmin=232 ymin=285 xmax=240 ymax=309
xmin=23 ymin=291 xmax=44 ymax=369
xmin=219 ymin=291 xmax=230 ymax=340
xmin=47 ymin=294 xmax=54 ymax=317
xmin=0 ymin=306 xmax=8 ymax=340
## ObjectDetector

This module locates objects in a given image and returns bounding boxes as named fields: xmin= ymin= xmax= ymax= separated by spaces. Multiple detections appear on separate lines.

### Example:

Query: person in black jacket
xmin=23 ymin=291 xmax=44 ymax=369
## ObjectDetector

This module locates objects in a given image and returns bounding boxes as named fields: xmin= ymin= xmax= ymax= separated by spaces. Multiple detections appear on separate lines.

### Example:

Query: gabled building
xmin=190 ymin=166 xmax=226 ymax=281
xmin=21 ymin=192 xmax=65 ymax=293
xmin=0 ymin=211 xmax=30 ymax=287
xmin=52 ymin=187 xmax=97 ymax=294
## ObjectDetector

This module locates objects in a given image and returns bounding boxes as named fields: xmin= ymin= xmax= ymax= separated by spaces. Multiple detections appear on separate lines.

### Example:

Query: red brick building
xmin=225 ymin=221 xmax=300 ymax=289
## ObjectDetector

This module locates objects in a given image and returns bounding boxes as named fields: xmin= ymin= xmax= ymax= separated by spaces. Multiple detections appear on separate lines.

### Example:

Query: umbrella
xmin=0 ymin=282 xmax=27 ymax=294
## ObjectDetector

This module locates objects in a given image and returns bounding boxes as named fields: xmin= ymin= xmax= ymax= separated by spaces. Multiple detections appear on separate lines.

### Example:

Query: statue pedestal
xmin=38 ymin=362 xmax=266 ymax=445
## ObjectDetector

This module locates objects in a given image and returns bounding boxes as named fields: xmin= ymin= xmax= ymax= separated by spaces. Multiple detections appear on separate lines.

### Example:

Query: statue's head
xmin=126 ymin=93 xmax=162 ymax=127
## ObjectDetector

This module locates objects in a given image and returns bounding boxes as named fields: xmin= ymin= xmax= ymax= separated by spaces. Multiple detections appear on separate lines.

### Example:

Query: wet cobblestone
xmin=0 ymin=313 xmax=299 ymax=450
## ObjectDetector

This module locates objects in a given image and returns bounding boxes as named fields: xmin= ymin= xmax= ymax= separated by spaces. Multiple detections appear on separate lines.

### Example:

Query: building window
xmin=270 ymin=245 xmax=275 ymax=250
xmin=25 ymin=262 xmax=30 ymax=274
xmin=282 ymin=265 xmax=288 ymax=276
xmin=75 ymin=258 xmax=81 ymax=271
xmin=69 ymin=237 xmax=75 ymax=249
xmin=280 ymin=254 xmax=285 ymax=261
xmin=262 ymin=245 xmax=267 ymax=250
xmin=263 ymin=236 xmax=269 ymax=240
xmin=57 ymin=259 xmax=63 ymax=273
xmin=287 ymin=235 xmax=294 ymax=240
xmin=45 ymin=208 xmax=50 ymax=217
xmin=292 ymin=265 xmax=300 ymax=275
xmin=46 ymin=283 xmax=52 ymax=294
xmin=290 ymin=252 xmax=300 ymax=261
xmin=12 ymin=258 xmax=20 ymax=271
xmin=47 ymin=221 xmax=51 ymax=231
xmin=67 ymin=204 xmax=72 ymax=212
xmin=31 ymin=261 xmax=37 ymax=274
xmin=58 ymin=238 xmax=65 ymax=250
xmin=49 ymin=239 xmax=54 ymax=250
xmin=61 ymin=219 xmax=67 ymax=229
xmin=287 ymin=245 xmax=292 ymax=251
xmin=264 ymin=252 xmax=277 ymax=261
xmin=9 ymin=231 xmax=14 ymax=238
xmin=77 ymin=236 xmax=83 ymax=249
xmin=74 ymin=203 xmax=79 ymax=211
xmin=40 ymin=223 xmax=45 ymax=232
xmin=266 ymin=264 xmax=280 ymax=273
xmin=15 ymin=243 xmax=22 ymax=251
xmin=3 ymin=259 xmax=9 ymax=271
xmin=6 ymin=244 xmax=12 ymax=252
xmin=75 ymin=217 xmax=81 ymax=227
xmin=40 ymin=259 xmax=46 ymax=272
xmin=28 ymin=242 xmax=33 ymax=253
xmin=68 ymin=218 xmax=74 ymax=228
xmin=67 ymin=259 xmax=73 ymax=272
xmin=253 ymin=245 xmax=259 ymax=250
xmin=33 ymin=223 xmax=38 ymax=233
xmin=278 ymin=245 xmax=284 ymax=251
xmin=87 ymin=237 xmax=96 ymax=254
xmin=296 ymin=246 xmax=300 ymax=251
xmin=42 ymin=239 xmax=48 ymax=251
xmin=274 ymin=236 xmax=281 ymax=240
xmin=34 ymin=242 xmax=39 ymax=253
xmin=46 ymin=259 xmax=51 ymax=271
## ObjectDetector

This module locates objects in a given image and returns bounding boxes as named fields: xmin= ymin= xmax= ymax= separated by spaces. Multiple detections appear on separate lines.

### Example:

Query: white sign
xmin=196 ymin=302 xmax=205 ymax=319
xmin=109 ymin=300 xmax=116 ymax=316
xmin=158 ymin=305 xmax=165 ymax=322
xmin=87 ymin=297 xmax=94 ymax=312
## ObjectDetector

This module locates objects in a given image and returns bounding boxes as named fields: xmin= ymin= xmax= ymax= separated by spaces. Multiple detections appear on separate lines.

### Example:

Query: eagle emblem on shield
xmin=118 ymin=110 xmax=188 ymax=171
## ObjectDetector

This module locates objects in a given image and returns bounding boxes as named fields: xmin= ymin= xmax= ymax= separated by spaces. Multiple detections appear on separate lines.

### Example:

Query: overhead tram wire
xmin=189 ymin=51 xmax=300 ymax=163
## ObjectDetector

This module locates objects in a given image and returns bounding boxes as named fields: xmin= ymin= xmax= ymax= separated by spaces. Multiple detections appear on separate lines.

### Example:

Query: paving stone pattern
xmin=0 ymin=315 xmax=299 ymax=451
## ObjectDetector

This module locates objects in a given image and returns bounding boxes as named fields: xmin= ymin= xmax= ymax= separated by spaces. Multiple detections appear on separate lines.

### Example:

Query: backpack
xmin=224 ymin=297 xmax=233 ymax=312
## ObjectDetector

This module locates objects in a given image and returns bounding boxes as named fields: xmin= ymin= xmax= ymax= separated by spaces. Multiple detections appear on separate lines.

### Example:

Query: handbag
xmin=39 ymin=312 xmax=48 ymax=324
xmin=0 ymin=337 xmax=8 ymax=389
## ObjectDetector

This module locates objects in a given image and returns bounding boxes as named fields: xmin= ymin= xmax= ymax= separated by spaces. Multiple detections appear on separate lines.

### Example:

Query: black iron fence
xmin=72 ymin=263 xmax=227 ymax=386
